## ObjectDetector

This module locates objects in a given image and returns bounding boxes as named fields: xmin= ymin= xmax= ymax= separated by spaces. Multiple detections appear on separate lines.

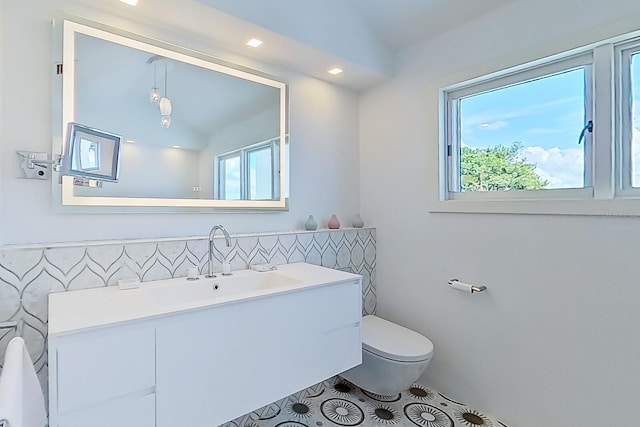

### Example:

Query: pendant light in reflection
xmin=149 ymin=59 xmax=160 ymax=103
xmin=159 ymin=62 xmax=172 ymax=128
xmin=147 ymin=56 xmax=172 ymax=128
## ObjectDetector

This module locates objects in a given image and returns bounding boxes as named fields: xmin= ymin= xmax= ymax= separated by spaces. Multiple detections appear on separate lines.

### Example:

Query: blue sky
xmin=460 ymin=59 xmax=640 ymax=189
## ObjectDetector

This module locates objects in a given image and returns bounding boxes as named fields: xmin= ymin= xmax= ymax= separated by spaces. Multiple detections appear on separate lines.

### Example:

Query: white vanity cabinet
xmin=48 ymin=325 xmax=156 ymax=427
xmin=48 ymin=263 xmax=362 ymax=427
xmin=156 ymin=279 xmax=362 ymax=427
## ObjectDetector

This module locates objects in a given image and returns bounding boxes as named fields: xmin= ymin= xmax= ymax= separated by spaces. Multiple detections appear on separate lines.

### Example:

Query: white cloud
xmin=520 ymin=128 xmax=640 ymax=189
xmin=519 ymin=146 xmax=584 ymax=189
xmin=478 ymin=120 xmax=508 ymax=131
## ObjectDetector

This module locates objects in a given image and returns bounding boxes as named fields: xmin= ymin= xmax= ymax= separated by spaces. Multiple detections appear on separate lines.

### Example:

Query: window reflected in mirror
xmin=76 ymin=139 xmax=100 ymax=171
xmin=215 ymin=137 xmax=284 ymax=201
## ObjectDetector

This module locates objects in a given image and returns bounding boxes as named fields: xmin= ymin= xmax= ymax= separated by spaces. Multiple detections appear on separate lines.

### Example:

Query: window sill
xmin=429 ymin=197 xmax=640 ymax=216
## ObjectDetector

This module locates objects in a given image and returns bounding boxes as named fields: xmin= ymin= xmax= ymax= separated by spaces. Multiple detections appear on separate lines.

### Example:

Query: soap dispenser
xmin=222 ymin=260 xmax=232 ymax=276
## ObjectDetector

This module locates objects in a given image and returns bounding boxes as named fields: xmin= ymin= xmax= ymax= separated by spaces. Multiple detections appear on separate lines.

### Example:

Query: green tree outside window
xmin=461 ymin=143 xmax=549 ymax=191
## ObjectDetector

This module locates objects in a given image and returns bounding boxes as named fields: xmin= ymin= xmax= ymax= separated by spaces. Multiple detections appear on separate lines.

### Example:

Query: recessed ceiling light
xmin=328 ymin=68 xmax=343 ymax=75
xmin=246 ymin=38 xmax=263 ymax=48
xmin=172 ymin=145 xmax=180 ymax=148
xmin=118 ymin=0 xmax=138 ymax=6
xmin=125 ymin=139 xmax=135 ymax=143
xmin=479 ymin=123 xmax=491 ymax=128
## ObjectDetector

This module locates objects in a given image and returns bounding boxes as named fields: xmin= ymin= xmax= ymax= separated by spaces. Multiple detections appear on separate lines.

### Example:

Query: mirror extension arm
xmin=16 ymin=151 xmax=62 ymax=180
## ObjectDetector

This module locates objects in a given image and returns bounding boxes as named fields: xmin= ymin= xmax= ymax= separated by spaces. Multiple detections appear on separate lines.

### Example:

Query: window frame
xmin=245 ymin=141 xmax=281 ymax=200
xmin=215 ymin=151 xmax=243 ymax=200
xmin=442 ymin=52 xmax=595 ymax=201
xmin=215 ymin=137 xmax=281 ymax=201
xmin=615 ymin=38 xmax=640 ymax=197
xmin=434 ymin=30 xmax=640 ymax=215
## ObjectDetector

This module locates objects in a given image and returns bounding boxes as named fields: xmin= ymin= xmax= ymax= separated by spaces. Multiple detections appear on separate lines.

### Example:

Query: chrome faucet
xmin=206 ymin=224 xmax=232 ymax=278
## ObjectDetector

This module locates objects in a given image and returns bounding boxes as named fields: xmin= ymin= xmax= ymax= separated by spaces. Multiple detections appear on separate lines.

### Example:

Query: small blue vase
xmin=304 ymin=215 xmax=318 ymax=231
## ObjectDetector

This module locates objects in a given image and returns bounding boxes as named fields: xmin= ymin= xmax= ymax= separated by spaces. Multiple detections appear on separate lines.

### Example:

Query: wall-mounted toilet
xmin=340 ymin=315 xmax=434 ymax=396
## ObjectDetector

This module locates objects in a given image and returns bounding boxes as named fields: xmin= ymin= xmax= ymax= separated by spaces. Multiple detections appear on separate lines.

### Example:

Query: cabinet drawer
xmin=56 ymin=326 xmax=155 ymax=414
xmin=156 ymin=279 xmax=362 ymax=427
xmin=56 ymin=393 xmax=155 ymax=427
xmin=313 ymin=321 xmax=362 ymax=378
xmin=310 ymin=280 xmax=362 ymax=332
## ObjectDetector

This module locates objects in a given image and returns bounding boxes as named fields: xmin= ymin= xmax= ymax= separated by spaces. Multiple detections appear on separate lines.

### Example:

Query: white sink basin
xmin=48 ymin=262 xmax=362 ymax=335
xmin=149 ymin=272 xmax=302 ymax=306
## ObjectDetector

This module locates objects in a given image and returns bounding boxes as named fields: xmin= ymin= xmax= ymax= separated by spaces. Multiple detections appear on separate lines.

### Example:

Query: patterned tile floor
xmin=224 ymin=377 xmax=510 ymax=427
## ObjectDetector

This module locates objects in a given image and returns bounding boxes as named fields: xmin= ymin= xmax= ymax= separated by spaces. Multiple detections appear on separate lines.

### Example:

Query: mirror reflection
xmin=59 ymin=21 xmax=288 ymax=208
xmin=65 ymin=122 xmax=122 ymax=182
xmin=77 ymin=139 xmax=99 ymax=171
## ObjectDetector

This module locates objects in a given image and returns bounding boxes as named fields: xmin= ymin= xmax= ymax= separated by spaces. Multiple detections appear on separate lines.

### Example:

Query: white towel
xmin=0 ymin=337 xmax=47 ymax=427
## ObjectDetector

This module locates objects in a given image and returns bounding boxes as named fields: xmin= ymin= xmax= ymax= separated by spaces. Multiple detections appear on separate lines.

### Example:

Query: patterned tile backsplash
xmin=0 ymin=228 xmax=376 ymax=394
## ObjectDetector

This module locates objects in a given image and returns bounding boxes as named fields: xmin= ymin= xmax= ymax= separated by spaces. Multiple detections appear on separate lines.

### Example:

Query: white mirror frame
xmin=57 ymin=20 xmax=288 ymax=209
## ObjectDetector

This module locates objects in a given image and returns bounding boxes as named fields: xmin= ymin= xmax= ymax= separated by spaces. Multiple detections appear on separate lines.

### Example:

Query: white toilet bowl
xmin=340 ymin=315 xmax=434 ymax=396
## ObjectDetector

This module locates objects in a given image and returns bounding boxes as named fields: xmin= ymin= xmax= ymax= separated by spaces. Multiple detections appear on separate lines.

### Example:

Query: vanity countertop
xmin=48 ymin=262 xmax=361 ymax=336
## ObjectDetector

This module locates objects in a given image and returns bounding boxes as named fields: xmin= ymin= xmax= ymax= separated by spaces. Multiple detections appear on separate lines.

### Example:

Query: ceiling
xmin=345 ymin=0 xmax=515 ymax=52
xmin=189 ymin=0 xmax=515 ymax=89
xmin=83 ymin=0 xmax=515 ymax=90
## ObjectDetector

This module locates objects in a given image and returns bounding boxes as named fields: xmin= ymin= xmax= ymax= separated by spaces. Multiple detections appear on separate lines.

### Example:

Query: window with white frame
xmin=443 ymin=54 xmax=593 ymax=200
xmin=217 ymin=152 xmax=242 ymax=200
xmin=618 ymin=41 xmax=640 ymax=194
xmin=439 ymin=33 xmax=640 ymax=208
xmin=215 ymin=137 xmax=281 ymax=200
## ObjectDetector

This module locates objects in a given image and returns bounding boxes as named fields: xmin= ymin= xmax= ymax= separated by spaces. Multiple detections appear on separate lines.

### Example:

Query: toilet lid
xmin=361 ymin=315 xmax=434 ymax=362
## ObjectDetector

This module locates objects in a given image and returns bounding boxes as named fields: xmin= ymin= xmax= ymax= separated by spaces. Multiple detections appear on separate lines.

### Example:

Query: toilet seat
xmin=361 ymin=315 xmax=434 ymax=362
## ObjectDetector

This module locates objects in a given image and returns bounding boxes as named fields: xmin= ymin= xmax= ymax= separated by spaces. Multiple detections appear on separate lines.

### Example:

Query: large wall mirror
xmin=55 ymin=20 xmax=288 ymax=209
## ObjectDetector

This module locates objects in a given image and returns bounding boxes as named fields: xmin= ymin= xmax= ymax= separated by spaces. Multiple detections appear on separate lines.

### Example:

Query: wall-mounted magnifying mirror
xmin=63 ymin=123 xmax=122 ymax=182
xmin=54 ymin=19 xmax=288 ymax=209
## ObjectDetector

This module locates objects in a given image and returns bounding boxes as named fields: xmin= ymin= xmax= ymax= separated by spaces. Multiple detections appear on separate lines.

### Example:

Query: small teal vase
xmin=304 ymin=215 xmax=318 ymax=231
xmin=352 ymin=214 xmax=364 ymax=228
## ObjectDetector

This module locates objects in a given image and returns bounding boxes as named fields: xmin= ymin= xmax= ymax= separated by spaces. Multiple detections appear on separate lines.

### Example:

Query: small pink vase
xmin=328 ymin=214 xmax=340 ymax=229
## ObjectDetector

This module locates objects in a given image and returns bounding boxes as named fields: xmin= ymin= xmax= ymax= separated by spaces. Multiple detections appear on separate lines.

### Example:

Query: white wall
xmin=360 ymin=1 xmax=640 ymax=426
xmin=0 ymin=0 xmax=360 ymax=244
xmin=209 ymin=104 xmax=280 ymax=156
xmin=0 ymin=3 xmax=4 ymax=235
xmin=74 ymin=143 xmax=202 ymax=198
